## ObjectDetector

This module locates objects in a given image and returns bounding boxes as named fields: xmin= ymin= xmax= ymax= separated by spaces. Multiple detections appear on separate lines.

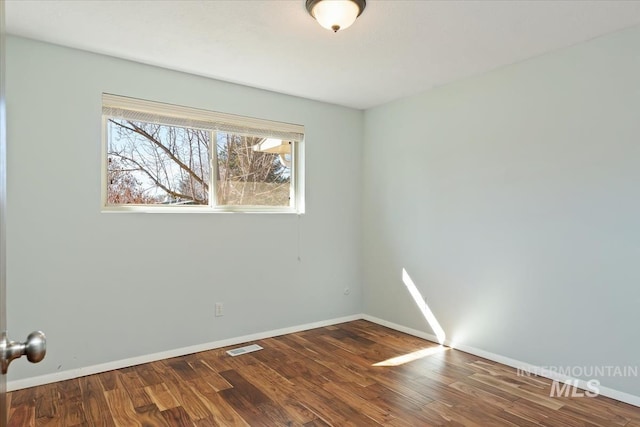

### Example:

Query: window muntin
xmin=102 ymin=94 xmax=303 ymax=213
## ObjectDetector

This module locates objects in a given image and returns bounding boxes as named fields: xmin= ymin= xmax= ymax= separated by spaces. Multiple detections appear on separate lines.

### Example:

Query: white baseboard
xmin=7 ymin=314 xmax=361 ymax=392
xmin=362 ymin=314 xmax=441 ymax=343
xmin=362 ymin=314 xmax=640 ymax=408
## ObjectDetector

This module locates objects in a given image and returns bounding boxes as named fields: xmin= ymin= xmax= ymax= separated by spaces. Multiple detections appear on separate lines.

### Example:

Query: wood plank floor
xmin=7 ymin=320 xmax=640 ymax=426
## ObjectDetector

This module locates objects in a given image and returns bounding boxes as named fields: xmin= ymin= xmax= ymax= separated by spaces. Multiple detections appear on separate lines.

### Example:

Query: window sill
xmin=101 ymin=205 xmax=303 ymax=214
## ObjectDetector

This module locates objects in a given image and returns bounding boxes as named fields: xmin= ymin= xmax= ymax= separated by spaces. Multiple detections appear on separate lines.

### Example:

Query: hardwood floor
xmin=7 ymin=320 xmax=640 ymax=426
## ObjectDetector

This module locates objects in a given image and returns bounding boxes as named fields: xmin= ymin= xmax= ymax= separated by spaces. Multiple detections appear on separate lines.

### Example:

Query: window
xmin=102 ymin=94 xmax=304 ymax=213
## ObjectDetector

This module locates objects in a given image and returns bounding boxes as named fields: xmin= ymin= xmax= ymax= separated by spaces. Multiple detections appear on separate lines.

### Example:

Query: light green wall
xmin=363 ymin=25 xmax=640 ymax=396
xmin=6 ymin=36 xmax=364 ymax=381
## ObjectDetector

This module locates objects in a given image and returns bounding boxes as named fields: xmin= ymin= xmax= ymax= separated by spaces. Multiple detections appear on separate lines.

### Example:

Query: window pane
xmin=215 ymin=133 xmax=291 ymax=207
xmin=107 ymin=119 xmax=210 ymax=205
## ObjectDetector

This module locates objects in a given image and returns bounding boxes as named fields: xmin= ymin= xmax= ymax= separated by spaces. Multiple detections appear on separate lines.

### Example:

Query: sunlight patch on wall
xmin=402 ymin=268 xmax=446 ymax=345
xmin=373 ymin=345 xmax=449 ymax=367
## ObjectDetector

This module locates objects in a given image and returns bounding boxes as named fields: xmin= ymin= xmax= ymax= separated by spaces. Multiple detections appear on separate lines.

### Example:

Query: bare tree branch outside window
xmin=106 ymin=119 xmax=290 ymax=207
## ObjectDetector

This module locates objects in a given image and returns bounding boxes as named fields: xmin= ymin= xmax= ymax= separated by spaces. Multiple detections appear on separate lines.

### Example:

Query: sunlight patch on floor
xmin=373 ymin=345 xmax=449 ymax=367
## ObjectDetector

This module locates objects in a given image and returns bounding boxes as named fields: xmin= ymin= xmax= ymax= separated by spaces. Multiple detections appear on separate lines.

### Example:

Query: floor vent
xmin=226 ymin=344 xmax=263 ymax=357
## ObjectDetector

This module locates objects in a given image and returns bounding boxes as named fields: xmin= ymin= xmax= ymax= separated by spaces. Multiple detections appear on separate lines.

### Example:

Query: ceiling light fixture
xmin=306 ymin=0 xmax=366 ymax=33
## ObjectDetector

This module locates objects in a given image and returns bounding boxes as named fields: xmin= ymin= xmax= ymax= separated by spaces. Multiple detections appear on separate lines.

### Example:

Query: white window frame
xmin=101 ymin=94 xmax=305 ymax=214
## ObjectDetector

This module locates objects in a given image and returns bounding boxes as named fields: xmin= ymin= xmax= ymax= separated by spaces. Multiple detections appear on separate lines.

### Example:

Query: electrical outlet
xmin=215 ymin=302 xmax=224 ymax=317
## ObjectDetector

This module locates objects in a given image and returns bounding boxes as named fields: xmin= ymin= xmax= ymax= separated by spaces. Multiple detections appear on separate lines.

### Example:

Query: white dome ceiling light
xmin=306 ymin=0 xmax=366 ymax=33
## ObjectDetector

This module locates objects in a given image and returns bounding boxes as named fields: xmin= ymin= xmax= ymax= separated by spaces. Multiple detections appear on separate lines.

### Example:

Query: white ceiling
xmin=6 ymin=0 xmax=640 ymax=110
